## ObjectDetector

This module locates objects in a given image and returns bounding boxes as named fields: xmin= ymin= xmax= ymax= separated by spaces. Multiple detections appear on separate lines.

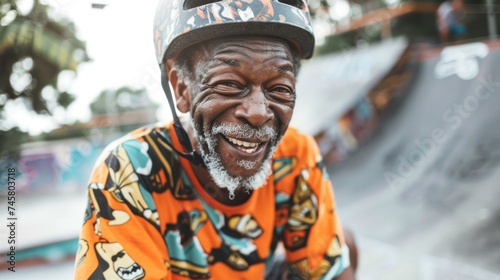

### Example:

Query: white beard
xmin=191 ymin=120 xmax=279 ymax=200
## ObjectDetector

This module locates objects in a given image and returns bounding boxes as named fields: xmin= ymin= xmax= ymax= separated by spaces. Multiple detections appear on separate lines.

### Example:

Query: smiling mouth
xmin=224 ymin=136 xmax=262 ymax=154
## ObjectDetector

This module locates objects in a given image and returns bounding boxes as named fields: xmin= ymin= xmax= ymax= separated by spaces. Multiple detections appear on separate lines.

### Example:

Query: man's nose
xmin=234 ymin=88 xmax=273 ymax=127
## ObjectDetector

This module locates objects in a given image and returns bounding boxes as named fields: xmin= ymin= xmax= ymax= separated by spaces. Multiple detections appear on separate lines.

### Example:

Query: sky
xmin=8 ymin=0 xmax=170 ymax=135
xmin=63 ymin=0 xmax=166 ymax=119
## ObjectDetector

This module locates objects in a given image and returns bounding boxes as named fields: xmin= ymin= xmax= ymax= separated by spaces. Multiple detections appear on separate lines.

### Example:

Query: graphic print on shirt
xmin=222 ymin=214 xmax=263 ymax=239
xmin=198 ymin=202 xmax=266 ymax=271
xmin=272 ymin=157 xmax=297 ymax=184
xmin=89 ymin=183 xmax=130 ymax=236
xmin=163 ymin=209 xmax=211 ymax=279
xmin=142 ymin=130 xmax=197 ymax=200
xmin=75 ymin=239 xmax=89 ymax=267
xmin=105 ymin=144 xmax=160 ymax=227
xmin=275 ymin=192 xmax=290 ymax=230
xmin=93 ymin=128 xmax=198 ymax=235
xmin=267 ymin=156 xmax=295 ymax=261
xmin=284 ymin=169 xmax=318 ymax=251
xmin=91 ymin=241 xmax=145 ymax=280
xmin=315 ymin=154 xmax=330 ymax=180
xmin=287 ymin=235 xmax=344 ymax=280
xmin=208 ymin=244 xmax=264 ymax=271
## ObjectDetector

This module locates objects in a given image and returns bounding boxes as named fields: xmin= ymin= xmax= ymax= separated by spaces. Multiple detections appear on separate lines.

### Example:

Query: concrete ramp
xmin=331 ymin=40 xmax=500 ymax=279
xmin=292 ymin=37 xmax=409 ymax=136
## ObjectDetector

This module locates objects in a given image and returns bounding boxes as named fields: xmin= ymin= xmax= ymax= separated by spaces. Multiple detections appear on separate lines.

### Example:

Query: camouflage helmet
xmin=153 ymin=0 xmax=315 ymax=64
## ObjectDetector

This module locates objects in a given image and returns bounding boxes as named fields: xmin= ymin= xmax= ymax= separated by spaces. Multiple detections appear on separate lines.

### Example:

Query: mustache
xmin=211 ymin=123 xmax=277 ymax=140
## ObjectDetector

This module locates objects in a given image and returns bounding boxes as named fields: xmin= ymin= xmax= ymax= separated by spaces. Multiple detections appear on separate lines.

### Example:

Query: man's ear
xmin=165 ymin=61 xmax=190 ymax=113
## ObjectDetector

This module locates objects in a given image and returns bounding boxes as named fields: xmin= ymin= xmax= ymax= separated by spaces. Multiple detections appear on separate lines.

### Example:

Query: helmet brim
xmin=164 ymin=21 xmax=314 ymax=61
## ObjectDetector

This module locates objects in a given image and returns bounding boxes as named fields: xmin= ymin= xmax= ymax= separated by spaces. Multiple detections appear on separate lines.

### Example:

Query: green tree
xmin=0 ymin=0 xmax=88 ymax=155
xmin=90 ymin=87 xmax=156 ymax=116
xmin=90 ymin=86 xmax=159 ymax=135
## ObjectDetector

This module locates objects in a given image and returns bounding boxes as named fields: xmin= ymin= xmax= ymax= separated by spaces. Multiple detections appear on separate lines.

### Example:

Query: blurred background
xmin=1 ymin=0 xmax=499 ymax=279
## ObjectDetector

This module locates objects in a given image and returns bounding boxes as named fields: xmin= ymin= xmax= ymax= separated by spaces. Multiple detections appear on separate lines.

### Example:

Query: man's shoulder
xmin=96 ymin=122 xmax=173 ymax=163
xmin=280 ymin=126 xmax=307 ymax=141
xmin=275 ymin=127 xmax=320 ymax=163
xmin=107 ymin=122 xmax=170 ymax=146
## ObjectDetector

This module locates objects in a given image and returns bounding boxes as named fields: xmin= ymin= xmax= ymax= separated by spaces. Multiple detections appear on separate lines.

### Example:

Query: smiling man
xmin=75 ymin=1 xmax=356 ymax=279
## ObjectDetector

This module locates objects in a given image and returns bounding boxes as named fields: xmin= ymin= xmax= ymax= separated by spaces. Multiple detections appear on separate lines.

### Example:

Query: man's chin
xmin=195 ymin=124 xmax=279 ymax=195
xmin=223 ymin=161 xmax=260 ymax=177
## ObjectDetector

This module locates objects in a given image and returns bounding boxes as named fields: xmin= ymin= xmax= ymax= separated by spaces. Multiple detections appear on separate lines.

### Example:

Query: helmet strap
xmin=160 ymin=64 xmax=204 ymax=166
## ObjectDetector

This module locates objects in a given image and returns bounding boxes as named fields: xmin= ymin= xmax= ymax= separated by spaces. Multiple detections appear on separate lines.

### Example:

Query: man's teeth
xmin=226 ymin=136 xmax=259 ymax=153
xmin=227 ymin=137 xmax=258 ymax=147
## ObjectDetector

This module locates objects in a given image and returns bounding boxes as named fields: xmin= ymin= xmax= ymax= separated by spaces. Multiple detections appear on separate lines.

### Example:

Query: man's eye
xmin=211 ymin=81 xmax=245 ymax=96
xmin=269 ymin=86 xmax=295 ymax=100
xmin=272 ymin=87 xmax=291 ymax=93
xmin=216 ymin=81 xmax=241 ymax=89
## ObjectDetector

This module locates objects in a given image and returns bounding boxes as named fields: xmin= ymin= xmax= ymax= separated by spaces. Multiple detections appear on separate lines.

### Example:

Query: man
xmin=75 ymin=0 xmax=357 ymax=279
xmin=437 ymin=0 xmax=466 ymax=43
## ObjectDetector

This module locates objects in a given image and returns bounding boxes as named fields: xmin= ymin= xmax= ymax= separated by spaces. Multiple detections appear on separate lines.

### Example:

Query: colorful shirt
xmin=74 ymin=121 xmax=349 ymax=279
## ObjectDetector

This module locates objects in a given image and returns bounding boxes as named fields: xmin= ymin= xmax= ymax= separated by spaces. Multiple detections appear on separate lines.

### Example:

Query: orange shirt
xmin=74 ymin=122 xmax=349 ymax=279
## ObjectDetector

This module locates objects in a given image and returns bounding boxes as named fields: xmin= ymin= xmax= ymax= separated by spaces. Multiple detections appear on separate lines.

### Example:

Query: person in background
xmin=74 ymin=0 xmax=358 ymax=279
xmin=437 ymin=0 xmax=466 ymax=43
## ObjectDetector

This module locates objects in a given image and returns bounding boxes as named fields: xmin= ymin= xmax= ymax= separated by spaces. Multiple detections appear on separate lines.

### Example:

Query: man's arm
xmin=279 ymin=134 xmax=354 ymax=279
xmin=335 ymin=266 xmax=355 ymax=280
xmin=74 ymin=144 xmax=171 ymax=279
xmin=334 ymin=228 xmax=358 ymax=280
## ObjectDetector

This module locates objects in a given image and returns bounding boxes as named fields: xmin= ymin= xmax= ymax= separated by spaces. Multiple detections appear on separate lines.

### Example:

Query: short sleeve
xmin=74 ymin=143 xmax=171 ymax=279
xmin=277 ymin=132 xmax=350 ymax=279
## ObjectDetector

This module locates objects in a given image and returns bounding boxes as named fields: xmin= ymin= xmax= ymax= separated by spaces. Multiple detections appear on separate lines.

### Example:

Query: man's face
xmin=186 ymin=36 xmax=297 ymax=195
